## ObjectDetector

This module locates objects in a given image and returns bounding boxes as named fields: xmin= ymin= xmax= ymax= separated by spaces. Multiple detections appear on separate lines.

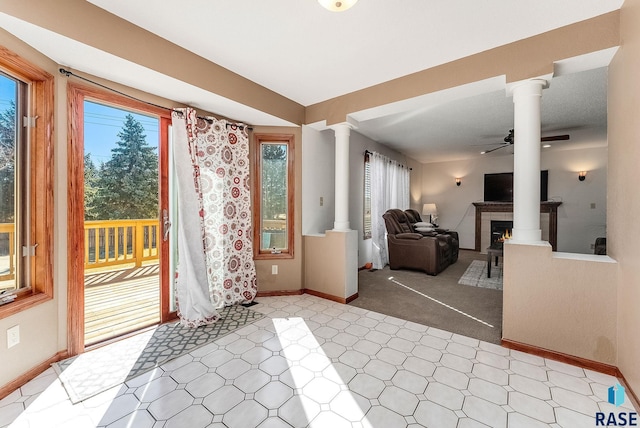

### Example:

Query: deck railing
xmin=0 ymin=223 xmax=15 ymax=281
xmin=84 ymin=219 xmax=159 ymax=270
xmin=1 ymin=219 xmax=159 ymax=281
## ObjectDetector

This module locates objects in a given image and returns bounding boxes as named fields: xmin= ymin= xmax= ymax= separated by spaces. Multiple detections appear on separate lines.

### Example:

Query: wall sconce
xmin=578 ymin=171 xmax=587 ymax=182
xmin=455 ymin=178 xmax=461 ymax=187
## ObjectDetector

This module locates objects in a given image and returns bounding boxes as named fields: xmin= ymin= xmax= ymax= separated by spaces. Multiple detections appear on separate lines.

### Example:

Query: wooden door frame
xmin=67 ymin=83 xmax=172 ymax=356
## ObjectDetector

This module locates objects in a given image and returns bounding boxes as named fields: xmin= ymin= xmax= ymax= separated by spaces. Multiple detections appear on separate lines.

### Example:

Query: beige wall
xmin=251 ymin=126 xmax=304 ymax=293
xmin=304 ymin=231 xmax=358 ymax=300
xmin=418 ymin=146 xmax=608 ymax=253
xmin=609 ymin=0 xmax=640 ymax=395
xmin=503 ymin=242 xmax=618 ymax=364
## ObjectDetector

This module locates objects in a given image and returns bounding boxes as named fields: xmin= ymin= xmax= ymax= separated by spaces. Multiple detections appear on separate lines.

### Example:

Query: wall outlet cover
xmin=7 ymin=325 xmax=19 ymax=348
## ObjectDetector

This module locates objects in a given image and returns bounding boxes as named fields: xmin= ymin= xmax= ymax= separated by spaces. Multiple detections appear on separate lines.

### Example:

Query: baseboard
xmin=256 ymin=289 xmax=358 ymax=304
xmin=0 ymin=350 xmax=68 ymax=401
xmin=618 ymin=370 xmax=640 ymax=412
xmin=255 ymin=289 xmax=304 ymax=297
xmin=304 ymin=288 xmax=346 ymax=303
xmin=501 ymin=339 xmax=618 ymax=376
xmin=345 ymin=292 xmax=359 ymax=303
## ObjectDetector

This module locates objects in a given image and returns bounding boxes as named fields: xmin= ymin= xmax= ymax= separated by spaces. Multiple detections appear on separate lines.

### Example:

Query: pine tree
xmin=83 ymin=153 xmax=99 ymax=220
xmin=0 ymin=101 xmax=15 ymax=223
xmin=261 ymin=144 xmax=287 ymax=220
xmin=94 ymin=114 xmax=158 ymax=220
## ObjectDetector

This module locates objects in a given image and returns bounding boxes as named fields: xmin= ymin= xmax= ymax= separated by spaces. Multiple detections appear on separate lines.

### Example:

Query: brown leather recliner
xmin=382 ymin=209 xmax=451 ymax=275
xmin=404 ymin=208 xmax=459 ymax=264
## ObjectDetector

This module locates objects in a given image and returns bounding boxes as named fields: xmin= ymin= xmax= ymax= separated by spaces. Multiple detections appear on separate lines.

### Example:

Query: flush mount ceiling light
xmin=318 ymin=0 xmax=358 ymax=12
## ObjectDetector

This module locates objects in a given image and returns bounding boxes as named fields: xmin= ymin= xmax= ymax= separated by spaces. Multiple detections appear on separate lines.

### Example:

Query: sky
xmin=0 ymin=73 xmax=16 ymax=116
xmin=84 ymin=101 xmax=159 ymax=164
xmin=0 ymin=73 xmax=159 ymax=165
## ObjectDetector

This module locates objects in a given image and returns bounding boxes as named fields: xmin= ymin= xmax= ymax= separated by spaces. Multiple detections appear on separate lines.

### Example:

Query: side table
xmin=486 ymin=242 xmax=504 ymax=278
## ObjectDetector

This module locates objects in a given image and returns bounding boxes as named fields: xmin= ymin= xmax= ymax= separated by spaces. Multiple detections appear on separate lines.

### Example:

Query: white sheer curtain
xmin=171 ymin=108 xmax=258 ymax=327
xmin=370 ymin=151 xmax=410 ymax=269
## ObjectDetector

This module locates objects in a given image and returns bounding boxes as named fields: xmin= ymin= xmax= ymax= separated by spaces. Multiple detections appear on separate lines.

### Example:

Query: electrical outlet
xmin=320 ymin=196 xmax=324 ymax=207
xmin=272 ymin=265 xmax=278 ymax=275
xmin=590 ymin=203 xmax=596 ymax=209
xmin=7 ymin=325 xmax=19 ymax=349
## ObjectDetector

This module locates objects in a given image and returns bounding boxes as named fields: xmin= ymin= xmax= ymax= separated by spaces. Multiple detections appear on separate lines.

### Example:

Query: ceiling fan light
xmin=318 ymin=0 xmax=358 ymax=12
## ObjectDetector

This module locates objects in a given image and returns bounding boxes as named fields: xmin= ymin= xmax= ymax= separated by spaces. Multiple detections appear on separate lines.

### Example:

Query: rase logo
xmin=595 ymin=383 xmax=638 ymax=426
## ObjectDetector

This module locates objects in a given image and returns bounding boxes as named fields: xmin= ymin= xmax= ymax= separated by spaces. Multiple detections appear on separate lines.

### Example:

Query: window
xmin=363 ymin=153 xmax=371 ymax=239
xmin=0 ymin=47 xmax=54 ymax=318
xmin=252 ymin=134 xmax=294 ymax=259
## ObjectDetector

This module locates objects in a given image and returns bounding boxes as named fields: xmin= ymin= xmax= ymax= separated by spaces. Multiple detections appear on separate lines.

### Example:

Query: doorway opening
xmin=82 ymin=100 xmax=161 ymax=345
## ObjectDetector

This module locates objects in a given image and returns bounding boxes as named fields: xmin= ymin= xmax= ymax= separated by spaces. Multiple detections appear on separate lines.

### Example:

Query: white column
xmin=510 ymin=79 xmax=547 ymax=243
xmin=333 ymin=123 xmax=351 ymax=231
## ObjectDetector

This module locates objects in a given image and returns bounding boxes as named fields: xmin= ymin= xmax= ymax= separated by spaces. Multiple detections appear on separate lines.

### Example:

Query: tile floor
xmin=0 ymin=294 xmax=636 ymax=427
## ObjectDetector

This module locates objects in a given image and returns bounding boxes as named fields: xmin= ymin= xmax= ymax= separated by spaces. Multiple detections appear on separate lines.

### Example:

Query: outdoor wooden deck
xmin=84 ymin=264 xmax=160 ymax=345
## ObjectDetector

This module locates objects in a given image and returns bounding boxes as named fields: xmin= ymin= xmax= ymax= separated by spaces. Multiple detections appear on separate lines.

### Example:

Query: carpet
xmin=458 ymin=259 xmax=503 ymax=290
xmin=352 ymin=250 xmax=503 ymax=344
xmin=52 ymin=304 xmax=263 ymax=403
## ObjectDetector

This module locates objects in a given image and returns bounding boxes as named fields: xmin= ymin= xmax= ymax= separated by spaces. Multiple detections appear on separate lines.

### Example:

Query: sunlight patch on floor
xmin=387 ymin=276 xmax=494 ymax=328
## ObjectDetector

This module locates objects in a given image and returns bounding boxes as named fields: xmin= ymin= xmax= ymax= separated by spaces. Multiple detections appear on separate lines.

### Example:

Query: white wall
xmin=420 ymin=146 xmax=607 ymax=253
xmin=301 ymin=126 xmax=335 ymax=236
xmin=301 ymin=126 xmax=418 ymax=266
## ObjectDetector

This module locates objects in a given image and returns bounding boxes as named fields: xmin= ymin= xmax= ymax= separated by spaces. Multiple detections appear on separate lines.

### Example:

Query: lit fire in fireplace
xmin=497 ymin=229 xmax=512 ymax=242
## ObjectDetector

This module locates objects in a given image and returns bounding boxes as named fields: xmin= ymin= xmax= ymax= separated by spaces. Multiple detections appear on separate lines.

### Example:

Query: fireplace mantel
xmin=472 ymin=201 xmax=562 ymax=251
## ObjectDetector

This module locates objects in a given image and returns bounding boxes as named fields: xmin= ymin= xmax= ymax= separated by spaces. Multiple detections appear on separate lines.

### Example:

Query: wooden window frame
xmin=252 ymin=133 xmax=294 ymax=260
xmin=0 ymin=47 xmax=54 ymax=320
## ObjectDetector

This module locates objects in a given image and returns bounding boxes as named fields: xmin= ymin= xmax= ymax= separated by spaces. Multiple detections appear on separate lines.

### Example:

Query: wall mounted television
xmin=484 ymin=170 xmax=548 ymax=202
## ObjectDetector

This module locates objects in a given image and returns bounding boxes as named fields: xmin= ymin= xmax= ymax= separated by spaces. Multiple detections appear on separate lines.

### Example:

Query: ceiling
xmin=0 ymin=0 xmax=623 ymax=163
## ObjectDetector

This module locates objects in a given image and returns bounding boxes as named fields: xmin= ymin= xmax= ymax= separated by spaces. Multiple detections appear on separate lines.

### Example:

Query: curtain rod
xmin=364 ymin=150 xmax=412 ymax=171
xmin=59 ymin=68 xmax=252 ymax=131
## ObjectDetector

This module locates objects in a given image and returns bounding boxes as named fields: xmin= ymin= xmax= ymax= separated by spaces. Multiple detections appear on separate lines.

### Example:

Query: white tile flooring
xmin=0 ymin=294 xmax=636 ymax=427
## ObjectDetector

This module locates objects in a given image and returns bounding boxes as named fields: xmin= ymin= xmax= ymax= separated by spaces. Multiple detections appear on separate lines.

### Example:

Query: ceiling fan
xmin=481 ymin=129 xmax=570 ymax=154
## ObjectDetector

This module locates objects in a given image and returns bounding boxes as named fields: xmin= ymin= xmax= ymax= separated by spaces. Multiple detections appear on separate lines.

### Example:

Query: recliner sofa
xmin=382 ymin=209 xmax=455 ymax=275
xmin=404 ymin=208 xmax=459 ymax=264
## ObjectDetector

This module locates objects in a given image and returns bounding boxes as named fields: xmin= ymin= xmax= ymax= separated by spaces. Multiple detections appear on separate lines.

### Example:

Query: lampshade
xmin=318 ymin=0 xmax=358 ymax=12
xmin=422 ymin=203 xmax=437 ymax=216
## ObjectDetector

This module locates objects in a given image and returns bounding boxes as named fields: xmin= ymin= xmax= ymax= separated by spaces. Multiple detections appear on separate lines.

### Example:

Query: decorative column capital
xmin=330 ymin=122 xmax=355 ymax=138
xmin=507 ymin=78 xmax=549 ymax=99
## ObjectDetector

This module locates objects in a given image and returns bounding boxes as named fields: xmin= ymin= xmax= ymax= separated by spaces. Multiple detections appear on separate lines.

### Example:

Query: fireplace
xmin=472 ymin=202 xmax=562 ymax=252
xmin=491 ymin=220 xmax=513 ymax=244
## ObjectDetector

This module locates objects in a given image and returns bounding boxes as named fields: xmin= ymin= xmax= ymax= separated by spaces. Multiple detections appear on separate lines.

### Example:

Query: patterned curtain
xmin=171 ymin=108 xmax=257 ymax=327
xmin=370 ymin=151 xmax=410 ymax=269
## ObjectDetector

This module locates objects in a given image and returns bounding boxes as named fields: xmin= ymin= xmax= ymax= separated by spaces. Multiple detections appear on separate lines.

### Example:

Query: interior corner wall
xmin=419 ymin=146 xmax=608 ymax=253
xmin=609 ymin=0 xmax=640 ymax=398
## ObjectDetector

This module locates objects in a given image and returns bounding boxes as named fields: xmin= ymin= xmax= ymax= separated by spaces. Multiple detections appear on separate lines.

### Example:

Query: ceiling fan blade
xmin=482 ymin=144 xmax=510 ymax=154
xmin=541 ymin=134 xmax=570 ymax=142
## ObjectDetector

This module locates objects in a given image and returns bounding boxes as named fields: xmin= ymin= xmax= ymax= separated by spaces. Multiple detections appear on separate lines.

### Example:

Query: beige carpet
xmin=350 ymin=250 xmax=503 ymax=344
